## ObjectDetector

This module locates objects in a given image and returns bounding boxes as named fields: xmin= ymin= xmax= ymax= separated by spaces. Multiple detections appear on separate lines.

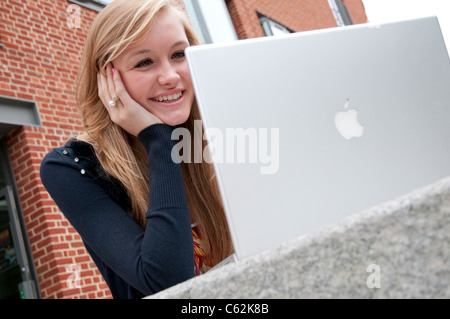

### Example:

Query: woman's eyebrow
xmin=130 ymin=49 xmax=152 ymax=58
xmin=172 ymin=40 xmax=189 ymax=48
xmin=129 ymin=40 xmax=189 ymax=58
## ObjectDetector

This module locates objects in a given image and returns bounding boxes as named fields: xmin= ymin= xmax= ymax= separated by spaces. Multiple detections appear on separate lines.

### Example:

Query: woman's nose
xmin=157 ymin=61 xmax=181 ymax=87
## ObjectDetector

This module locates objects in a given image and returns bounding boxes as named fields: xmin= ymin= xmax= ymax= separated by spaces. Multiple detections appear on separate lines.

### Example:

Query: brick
xmin=1 ymin=0 xmax=367 ymax=300
xmin=226 ymin=0 xmax=366 ymax=39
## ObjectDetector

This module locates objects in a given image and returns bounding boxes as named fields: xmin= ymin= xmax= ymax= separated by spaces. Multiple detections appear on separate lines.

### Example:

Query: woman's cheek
xmin=130 ymin=77 xmax=153 ymax=104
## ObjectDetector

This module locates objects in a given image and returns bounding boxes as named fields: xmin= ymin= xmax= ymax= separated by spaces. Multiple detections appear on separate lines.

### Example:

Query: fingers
xmin=97 ymin=66 xmax=115 ymax=109
xmin=109 ymin=65 xmax=129 ymax=107
xmin=100 ymin=64 xmax=132 ymax=109
xmin=106 ymin=64 xmax=119 ymax=106
xmin=105 ymin=63 xmax=115 ymax=94
xmin=96 ymin=63 xmax=163 ymax=136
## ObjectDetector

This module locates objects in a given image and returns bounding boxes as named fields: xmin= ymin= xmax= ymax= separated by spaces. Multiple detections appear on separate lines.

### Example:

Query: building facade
xmin=0 ymin=0 xmax=367 ymax=299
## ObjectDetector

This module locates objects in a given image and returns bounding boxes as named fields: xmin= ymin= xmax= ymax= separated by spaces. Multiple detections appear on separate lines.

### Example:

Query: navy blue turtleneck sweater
xmin=40 ymin=124 xmax=194 ymax=299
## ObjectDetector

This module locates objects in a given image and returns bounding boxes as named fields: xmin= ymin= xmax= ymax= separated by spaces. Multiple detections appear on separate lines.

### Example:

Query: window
xmin=258 ymin=13 xmax=293 ymax=37
xmin=0 ymin=144 xmax=39 ymax=299
xmin=184 ymin=0 xmax=237 ymax=44
xmin=67 ymin=0 xmax=113 ymax=12
xmin=183 ymin=0 xmax=211 ymax=44
xmin=328 ymin=0 xmax=353 ymax=26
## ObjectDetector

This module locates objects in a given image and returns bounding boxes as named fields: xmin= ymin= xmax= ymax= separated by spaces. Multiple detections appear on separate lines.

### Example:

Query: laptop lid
xmin=185 ymin=17 xmax=450 ymax=260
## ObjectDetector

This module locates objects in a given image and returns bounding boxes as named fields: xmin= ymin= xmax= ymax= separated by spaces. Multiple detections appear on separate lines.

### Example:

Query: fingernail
xmin=112 ymin=68 xmax=116 ymax=75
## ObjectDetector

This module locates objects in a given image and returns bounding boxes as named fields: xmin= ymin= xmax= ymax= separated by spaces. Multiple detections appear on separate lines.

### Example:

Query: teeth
xmin=153 ymin=92 xmax=182 ymax=102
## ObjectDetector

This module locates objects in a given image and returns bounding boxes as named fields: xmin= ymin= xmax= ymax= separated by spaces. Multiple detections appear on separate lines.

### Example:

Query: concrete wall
xmin=148 ymin=176 xmax=450 ymax=299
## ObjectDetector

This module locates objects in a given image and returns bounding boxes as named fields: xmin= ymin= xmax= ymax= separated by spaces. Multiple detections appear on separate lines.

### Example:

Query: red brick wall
xmin=0 ymin=0 xmax=368 ymax=299
xmin=0 ymin=0 xmax=187 ymax=300
xmin=226 ymin=0 xmax=368 ymax=39
xmin=0 ymin=0 xmax=111 ymax=299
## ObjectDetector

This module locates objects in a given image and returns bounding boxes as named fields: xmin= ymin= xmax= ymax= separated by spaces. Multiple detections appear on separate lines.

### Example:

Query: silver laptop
xmin=185 ymin=17 xmax=450 ymax=261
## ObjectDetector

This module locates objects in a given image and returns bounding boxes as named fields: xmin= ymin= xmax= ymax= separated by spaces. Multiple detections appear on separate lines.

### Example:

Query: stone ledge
xmin=147 ymin=177 xmax=450 ymax=299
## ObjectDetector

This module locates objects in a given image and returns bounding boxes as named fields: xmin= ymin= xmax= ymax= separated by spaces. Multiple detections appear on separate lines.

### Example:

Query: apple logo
xmin=334 ymin=99 xmax=364 ymax=140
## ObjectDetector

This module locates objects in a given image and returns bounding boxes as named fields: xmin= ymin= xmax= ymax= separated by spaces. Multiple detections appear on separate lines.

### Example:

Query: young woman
xmin=40 ymin=0 xmax=233 ymax=299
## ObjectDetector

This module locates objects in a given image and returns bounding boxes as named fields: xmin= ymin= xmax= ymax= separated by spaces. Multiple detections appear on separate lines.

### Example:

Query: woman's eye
xmin=172 ymin=51 xmax=185 ymax=59
xmin=135 ymin=59 xmax=153 ymax=68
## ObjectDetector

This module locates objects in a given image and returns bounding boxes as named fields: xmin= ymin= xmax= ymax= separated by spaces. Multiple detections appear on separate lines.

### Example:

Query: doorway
xmin=0 ymin=187 xmax=22 ymax=298
xmin=0 ymin=144 xmax=39 ymax=299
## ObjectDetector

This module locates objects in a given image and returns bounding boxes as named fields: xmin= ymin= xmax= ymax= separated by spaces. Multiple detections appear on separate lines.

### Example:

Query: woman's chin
xmin=160 ymin=113 xmax=191 ymax=127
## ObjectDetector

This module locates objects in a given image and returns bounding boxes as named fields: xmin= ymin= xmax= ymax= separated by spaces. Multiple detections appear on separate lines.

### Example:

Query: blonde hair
xmin=76 ymin=0 xmax=233 ymax=266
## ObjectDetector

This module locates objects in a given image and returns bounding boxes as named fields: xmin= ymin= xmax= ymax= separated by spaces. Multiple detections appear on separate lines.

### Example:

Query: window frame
xmin=258 ymin=13 xmax=293 ymax=37
xmin=328 ymin=0 xmax=353 ymax=27
xmin=67 ymin=0 xmax=111 ymax=12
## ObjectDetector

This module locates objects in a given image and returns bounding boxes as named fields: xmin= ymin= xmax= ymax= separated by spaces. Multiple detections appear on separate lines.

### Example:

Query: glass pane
xmin=0 ymin=196 xmax=21 ymax=299
xmin=0 ymin=160 xmax=21 ymax=299
xmin=183 ymin=0 xmax=208 ymax=43
xmin=0 ymin=160 xmax=5 ymax=189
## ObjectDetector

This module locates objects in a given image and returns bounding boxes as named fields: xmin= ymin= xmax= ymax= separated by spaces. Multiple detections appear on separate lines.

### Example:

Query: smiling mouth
xmin=151 ymin=91 xmax=183 ymax=103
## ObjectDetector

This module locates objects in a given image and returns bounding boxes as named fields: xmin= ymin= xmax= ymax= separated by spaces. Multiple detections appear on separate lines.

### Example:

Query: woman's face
xmin=112 ymin=9 xmax=194 ymax=126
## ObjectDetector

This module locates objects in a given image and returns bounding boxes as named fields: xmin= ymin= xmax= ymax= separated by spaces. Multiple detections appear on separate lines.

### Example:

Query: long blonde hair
xmin=76 ymin=0 xmax=233 ymax=266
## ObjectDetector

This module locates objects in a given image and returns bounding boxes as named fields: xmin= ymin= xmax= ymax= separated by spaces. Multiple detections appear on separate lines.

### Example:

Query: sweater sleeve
xmin=40 ymin=124 xmax=194 ymax=296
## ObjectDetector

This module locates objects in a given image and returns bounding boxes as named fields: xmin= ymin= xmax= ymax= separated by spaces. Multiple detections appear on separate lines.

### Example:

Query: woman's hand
xmin=97 ymin=63 xmax=163 ymax=136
